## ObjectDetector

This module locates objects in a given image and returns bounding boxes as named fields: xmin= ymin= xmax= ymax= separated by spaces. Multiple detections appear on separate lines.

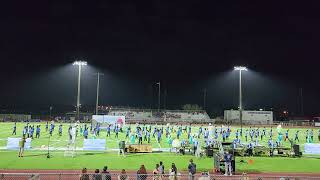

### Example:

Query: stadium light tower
xmin=234 ymin=66 xmax=248 ymax=131
xmin=95 ymin=72 xmax=104 ymax=115
xmin=73 ymin=60 xmax=87 ymax=121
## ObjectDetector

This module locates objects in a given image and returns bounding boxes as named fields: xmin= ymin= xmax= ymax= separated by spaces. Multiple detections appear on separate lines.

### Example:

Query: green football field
xmin=0 ymin=122 xmax=319 ymax=173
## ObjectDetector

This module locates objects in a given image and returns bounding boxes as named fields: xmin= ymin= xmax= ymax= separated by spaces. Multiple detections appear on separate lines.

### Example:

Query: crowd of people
xmin=13 ymin=121 xmax=320 ymax=170
xmin=80 ymin=159 xmax=197 ymax=180
xmin=14 ymin=121 xmax=320 ymax=154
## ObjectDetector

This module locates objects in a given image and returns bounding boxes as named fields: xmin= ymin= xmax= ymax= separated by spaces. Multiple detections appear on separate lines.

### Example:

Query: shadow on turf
xmin=22 ymin=153 xmax=48 ymax=158
xmin=75 ymin=152 xmax=106 ymax=157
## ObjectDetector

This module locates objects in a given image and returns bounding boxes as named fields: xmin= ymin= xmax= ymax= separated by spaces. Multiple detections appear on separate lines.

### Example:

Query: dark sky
xmin=1 ymin=1 xmax=320 ymax=116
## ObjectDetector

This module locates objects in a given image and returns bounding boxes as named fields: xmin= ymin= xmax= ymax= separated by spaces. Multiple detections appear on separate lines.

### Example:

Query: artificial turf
xmin=0 ymin=122 xmax=319 ymax=173
xmin=0 ymin=151 xmax=319 ymax=173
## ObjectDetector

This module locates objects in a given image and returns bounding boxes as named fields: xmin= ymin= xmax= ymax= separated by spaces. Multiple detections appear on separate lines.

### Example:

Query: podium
xmin=125 ymin=144 xmax=152 ymax=153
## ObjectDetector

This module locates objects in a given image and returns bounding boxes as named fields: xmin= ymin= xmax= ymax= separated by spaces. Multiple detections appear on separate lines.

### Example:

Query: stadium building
xmin=224 ymin=110 xmax=273 ymax=125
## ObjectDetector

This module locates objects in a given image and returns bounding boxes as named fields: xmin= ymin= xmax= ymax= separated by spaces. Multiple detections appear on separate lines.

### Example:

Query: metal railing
xmin=0 ymin=173 xmax=319 ymax=180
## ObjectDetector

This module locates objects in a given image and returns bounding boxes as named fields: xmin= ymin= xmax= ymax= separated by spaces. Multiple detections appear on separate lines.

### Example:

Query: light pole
xmin=157 ymin=82 xmax=161 ymax=112
xmin=203 ymin=88 xmax=207 ymax=110
xmin=49 ymin=106 xmax=52 ymax=121
xmin=95 ymin=73 xmax=104 ymax=115
xmin=73 ymin=61 xmax=87 ymax=121
xmin=234 ymin=66 xmax=248 ymax=131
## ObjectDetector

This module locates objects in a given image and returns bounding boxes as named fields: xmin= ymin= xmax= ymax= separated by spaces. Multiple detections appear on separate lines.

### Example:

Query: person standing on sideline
xmin=12 ymin=122 xmax=17 ymax=135
xmin=18 ymin=135 xmax=26 ymax=157
xmin=147 ymin=130 xmax=151 ymax=143
xmin=284 ymin=130 xmax=289 ymax=141
xmin=126 ymin=127 xmax=130 ymax=139
xmin=118 ymin=140 xmax=125 ymax=157
xmin=83 ymin=128 xmax=88 ymax=139
xmin=224 ymin=151 xmax=233 ymax=176
xmin=245 ymin=129 xmax=248 ymax=142
xmin=193 ymin=138 xmax=198 ymax=156
xmin=49 ymin=125 xmax=53 ymax=136
xmin=294 ymin=130 xmax=299 ymax=142
xmin=268 ymin=138 xmax=274 ymax=157
xmin=138 ymin=129 xmax=143 ymax=145
xmin=188 ymin=159 xmax=196 ymax=180
xmin=115 ymin=126 xmax=119 ymax=139
xmin=59 ymin=124 xmax=63 ymax=136
xmin=36 ymin=125 xmax=41 ymax=138
xmin=247 ymin=142 xmax=253 ymax=156
xmin=29 ymin=126 xmax=34 ymax=139
xmin=45 ymin=121 xmax=48 ymax=132
xmin=107 ymin=125 xmax=111 ymax=137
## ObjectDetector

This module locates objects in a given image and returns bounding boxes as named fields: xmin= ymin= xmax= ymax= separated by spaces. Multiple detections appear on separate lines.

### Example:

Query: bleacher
xmin=103 ymin=107 xmax=211 ymax=124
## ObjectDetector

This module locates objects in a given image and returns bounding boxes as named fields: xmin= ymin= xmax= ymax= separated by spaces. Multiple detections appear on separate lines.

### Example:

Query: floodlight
xmin=73 ymin=61 xmax=87 ymax=66
xmin=234 ymin=66 xmax=248 ymax=71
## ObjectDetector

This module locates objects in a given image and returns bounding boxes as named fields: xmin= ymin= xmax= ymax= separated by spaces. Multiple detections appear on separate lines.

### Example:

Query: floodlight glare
xmin=234 ymin=66 xmax=248 ymax=71
xmin=73 ymin=61 xmax=87 ymax=66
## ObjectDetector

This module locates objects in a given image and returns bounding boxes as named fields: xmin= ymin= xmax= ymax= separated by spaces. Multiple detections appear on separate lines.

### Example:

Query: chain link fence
xmin=0 ymin=173 xmax=319 ymax=180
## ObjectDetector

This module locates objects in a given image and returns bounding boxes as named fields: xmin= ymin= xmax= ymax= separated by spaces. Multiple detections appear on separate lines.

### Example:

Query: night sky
xmin=1 ymin=1 xmax=320 ymax=116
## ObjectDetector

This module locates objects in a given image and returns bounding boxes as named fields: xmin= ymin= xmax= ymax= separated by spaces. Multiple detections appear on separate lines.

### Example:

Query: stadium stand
xmin=102 ymin=107 xmax=211 ymax=124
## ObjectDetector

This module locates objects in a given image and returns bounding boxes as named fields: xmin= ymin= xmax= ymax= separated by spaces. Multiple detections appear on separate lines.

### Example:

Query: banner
xmin=92 ymin=115 xmax=125 ymax=126
xmin=7 ymin=138 xmax=31 ymax=150
xmin=304 ymin=143 xmax=320 ymax=154
xmin=83 ymin=139 xmax=106 ymax=151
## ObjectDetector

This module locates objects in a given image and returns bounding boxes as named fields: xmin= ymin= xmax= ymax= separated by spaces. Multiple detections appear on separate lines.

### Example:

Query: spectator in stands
xmin=80 ymin=168 xmax=89 ymax=180
xmin=102 ymin=166 xmax=111 ymax=180
xmin=159 ymin=161 xmax=164 ymax=174
xmin=93 ymin=169 xmax=102 ymax=180
xmin=188 ymin=159 xmax=196 ymax=180
xmin=118 ymin=169 xmax=128 ymax=180
xmin=137 ymin=164 xmax=147 ymax=180
xmin=152 ymin=164 xmax=160 ymax=180
xmin=169 ymin=163 xmax=177 ymax=180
